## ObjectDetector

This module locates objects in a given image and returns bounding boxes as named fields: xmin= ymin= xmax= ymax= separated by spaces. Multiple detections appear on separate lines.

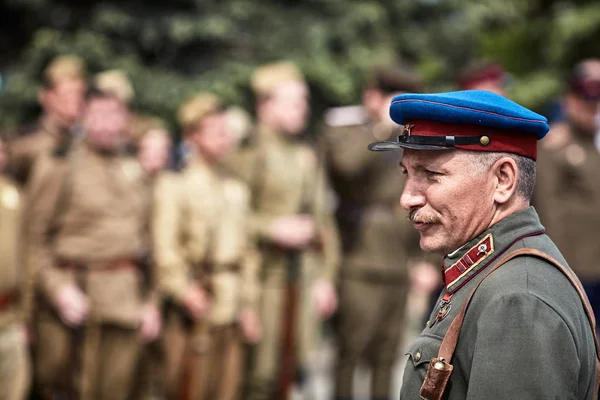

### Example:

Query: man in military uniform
xmin=153 ymin=93 xmax=261 ymax=400
xmin=535 ymin=59 xmax=600 ymax=328
xmin=9 ymin=55 xmax=87 ymax=186
xmin=322 ymin=66 xmax=435 ymax=400
xmin=0 ymin=134 xmax=31 ymax=400
xmin=27 ymin=87 xmax=161 ymax=400
xmin=226 ymin=62 xmax=340 ymax=399
xmin=369 ymin=90 xmax=597 ymax=399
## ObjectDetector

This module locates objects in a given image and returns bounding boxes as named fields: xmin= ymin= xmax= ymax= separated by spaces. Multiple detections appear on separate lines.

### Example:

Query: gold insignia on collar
xmin=1 ymin=187 xmax=19 ymax=210
xmin=445 ymin=233 xmax=494 ymax=290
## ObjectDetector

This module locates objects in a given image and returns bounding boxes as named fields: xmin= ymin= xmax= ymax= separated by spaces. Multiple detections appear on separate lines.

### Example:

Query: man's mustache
xmin=407 ymin=209 xmax=439 ymax=224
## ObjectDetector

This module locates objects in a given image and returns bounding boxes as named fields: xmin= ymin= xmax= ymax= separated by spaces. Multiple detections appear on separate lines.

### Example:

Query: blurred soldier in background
xmin=132 ymin=116 xmax=173 ymax=179
xmin=0 ymin=134 xmax=31 ymax=400
xmin=153 ymin=93 xmax=261 ymax=400
xmin=457 ymin=61 xmax=509 ymax=97
xmin=322 ymin=66 xmax=436 ymax=400
xmin=226 ymin=61 xmax=340 ymax=400
xmin=8 ymin=55 xmax=87 ymax=186
xmin=126 ymin=115 xmax=172 ymax=399
xmin=535 ymin=58 xmax=600 ymax=328
xmin=93 ymin=69 xmax=137 ymax=151
xmin=27 ymin=87 xmax=161 ymax=400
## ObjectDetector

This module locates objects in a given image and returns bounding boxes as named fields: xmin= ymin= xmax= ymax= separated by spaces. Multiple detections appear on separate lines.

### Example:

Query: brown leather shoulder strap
xmin=437 ymin=248 xmax=600 ymax=390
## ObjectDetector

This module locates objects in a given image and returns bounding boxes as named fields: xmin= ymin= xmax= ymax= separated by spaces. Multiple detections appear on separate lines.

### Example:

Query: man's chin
xmin=419 ymin=234 xmax=446 ymax=255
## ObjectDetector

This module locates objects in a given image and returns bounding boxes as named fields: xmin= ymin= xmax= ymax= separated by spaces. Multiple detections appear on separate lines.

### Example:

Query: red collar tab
xmin=444 ymin=234 xmax=494 ymax=292
xmin=404 ymin=119 xmax=538 ymax=160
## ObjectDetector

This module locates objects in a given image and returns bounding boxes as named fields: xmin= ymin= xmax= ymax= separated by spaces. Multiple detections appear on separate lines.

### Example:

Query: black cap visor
xmin=368 ymin=133 xmax=489 ymax=152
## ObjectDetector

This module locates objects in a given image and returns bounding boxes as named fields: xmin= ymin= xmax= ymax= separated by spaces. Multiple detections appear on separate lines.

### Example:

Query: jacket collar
xmin=442 ymin=206 xmax=545 ymax=293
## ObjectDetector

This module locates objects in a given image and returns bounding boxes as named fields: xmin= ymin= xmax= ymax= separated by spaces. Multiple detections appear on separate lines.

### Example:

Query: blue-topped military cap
xmin=368 ymin=90 xmax=549 ymax=159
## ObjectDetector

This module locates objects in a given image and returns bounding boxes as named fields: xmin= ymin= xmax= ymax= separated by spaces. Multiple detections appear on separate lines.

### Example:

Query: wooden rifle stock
xmin=179 ymin=269 xmax=212 ymax=400
xmin=278 ymin=248 xmax=302 ymax=400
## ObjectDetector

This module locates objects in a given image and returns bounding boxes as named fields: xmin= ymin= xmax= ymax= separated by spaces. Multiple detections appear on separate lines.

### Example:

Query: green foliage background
xmin=1 ymin=0 xmax=599 ymax=131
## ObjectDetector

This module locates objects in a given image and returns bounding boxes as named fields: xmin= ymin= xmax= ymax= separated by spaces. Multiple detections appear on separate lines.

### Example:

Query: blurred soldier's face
xmin=83 ymin=96 xmax=130 ymax=151
xmin=138 ymin=130 xmax=171 ymax=176
xmin=39 ymin=78 xmax=87 ymax=128
xmin=363 ymin=89 xmax=403 ymax=124
xmin=190 ymin=112 xmax=235 ymax=161
xmin=565 ymin=93 xmax=598 ymax=135
xmin=262 ymin=81 xmax=310 ymax=135
xmin=400 ymin=149 xmax=496 ymax=255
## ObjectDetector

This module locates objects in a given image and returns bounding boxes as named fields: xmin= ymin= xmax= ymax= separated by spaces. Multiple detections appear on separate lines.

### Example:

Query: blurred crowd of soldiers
xmin=0 ymin=53 xmax=599 ymax=400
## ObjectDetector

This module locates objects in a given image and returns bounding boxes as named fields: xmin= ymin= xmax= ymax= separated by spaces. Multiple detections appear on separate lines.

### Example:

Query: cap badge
xmin=403 ymin=124 xmax=414 ymax=136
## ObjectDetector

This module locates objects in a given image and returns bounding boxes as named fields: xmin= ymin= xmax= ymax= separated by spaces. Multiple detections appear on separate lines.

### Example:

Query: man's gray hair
xmin=465 ymin=151 xmax=537 ymax=201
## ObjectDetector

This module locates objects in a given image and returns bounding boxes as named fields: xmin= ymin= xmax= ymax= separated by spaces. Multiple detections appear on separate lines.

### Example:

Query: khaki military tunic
xmin=153 ymin=155 xmax=260 ymax=400
xmin=401 ymin=207 xmax=596 ymax=399
xmin=322 ymin=120 xmax=425 ymax=398
xmin=0 ymin=177 xmax=31 ymax=400
xmin=27 ymin=143 xmax=150 ymax=400
xmin=8 ymin=117 xmax=69 ymax=186
xmin=535 ymin=127 xmax=600 ymax=282
xmin=226 ymin=124 xmax=340 ymax=399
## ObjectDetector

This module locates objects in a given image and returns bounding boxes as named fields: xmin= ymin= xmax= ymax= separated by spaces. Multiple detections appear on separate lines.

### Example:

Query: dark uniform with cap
xmin=370 ymin=90 xmax=598 ymax=399
xmin=535 ymin=59 xmax=600 ymax=328
xmin=321 ymin=66 xmax=431 ymax=400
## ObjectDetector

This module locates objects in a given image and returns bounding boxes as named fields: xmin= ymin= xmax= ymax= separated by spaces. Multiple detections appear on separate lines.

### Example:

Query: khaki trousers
xmin=163 ymin=311 xmax=243 ymax=400
xmin=34 ymin=308 xmax=141 ymax=400
xmin=334 ymin=276 xmax=409 ymax=399
xmin=0 ymin=324 xmax=30 ymax=400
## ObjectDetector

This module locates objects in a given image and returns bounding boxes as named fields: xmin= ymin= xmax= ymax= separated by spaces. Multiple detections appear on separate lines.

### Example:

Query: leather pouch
xmin=419 ymin=357 xmax=453 ymax=400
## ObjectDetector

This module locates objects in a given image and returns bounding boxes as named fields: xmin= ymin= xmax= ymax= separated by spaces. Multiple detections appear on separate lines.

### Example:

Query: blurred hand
xmin=239 ymin=309 xmax=262 ymax=344
xmin=138 ymin=303 xmax=162 ymax=342
xmin=312 ymin=279 xmax=337 ymax=319
xmin=410 ymin=261 xmax=441 ymax=294
xmin=269 ymin=214 xmax=316 ymax=249
xmin=183 ymin=285 xmax=210 ymax=320
xmin=55 ymin=284 xmax=89 ymax=327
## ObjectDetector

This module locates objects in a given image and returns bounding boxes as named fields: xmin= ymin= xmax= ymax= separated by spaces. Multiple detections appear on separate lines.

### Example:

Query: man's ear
xmin=492 ymin=156 xmax=518 ymax=204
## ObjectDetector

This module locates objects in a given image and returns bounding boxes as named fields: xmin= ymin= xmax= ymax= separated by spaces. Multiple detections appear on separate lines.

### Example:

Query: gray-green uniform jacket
xmin=401 ymin=207 xmax=596 ymax=399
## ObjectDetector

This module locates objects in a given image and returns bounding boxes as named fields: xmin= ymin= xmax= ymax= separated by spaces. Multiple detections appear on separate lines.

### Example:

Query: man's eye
xmin=425 ymin=169 xmax=440 ymax=177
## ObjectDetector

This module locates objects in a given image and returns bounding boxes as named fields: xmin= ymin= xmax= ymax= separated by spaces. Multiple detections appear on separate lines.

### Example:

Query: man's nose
xmin=400 ymin=178 xmax=426 ymax=211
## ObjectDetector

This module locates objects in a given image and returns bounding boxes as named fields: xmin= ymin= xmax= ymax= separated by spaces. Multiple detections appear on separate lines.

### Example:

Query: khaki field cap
xmin=131 ymin=115 xmax=168 ymax=144
xmin=43 ymin=55 xmax=86 ymax=86
xmin=177 ymin=92 xmax=223 ymax=131
xmin=368 ymin=65 xmax=424 ymax=94
xmin=94 ymin=70 xmax=135 ymax=104
xmin=251 ymin=61 xmax=305 ymax=97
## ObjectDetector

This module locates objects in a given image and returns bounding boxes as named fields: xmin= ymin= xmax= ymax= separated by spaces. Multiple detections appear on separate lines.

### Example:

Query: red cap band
xmin=406 ymin=119 xmax=538 ymax=160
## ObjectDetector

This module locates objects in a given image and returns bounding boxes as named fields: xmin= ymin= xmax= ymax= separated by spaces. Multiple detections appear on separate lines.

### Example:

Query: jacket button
xmin=414 ymin=350 xmax=422 ymax=362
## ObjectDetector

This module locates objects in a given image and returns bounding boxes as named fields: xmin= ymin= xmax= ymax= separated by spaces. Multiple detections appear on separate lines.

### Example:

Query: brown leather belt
xmin=57 ymin=258 xmax=138 ymax=271
xmin=0 ymin=291 xmax=17 ymax=311
xmin=201 ymin=262 xmax=241 ymax=274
